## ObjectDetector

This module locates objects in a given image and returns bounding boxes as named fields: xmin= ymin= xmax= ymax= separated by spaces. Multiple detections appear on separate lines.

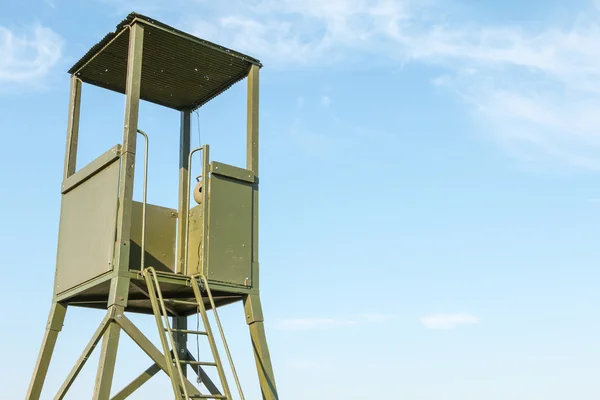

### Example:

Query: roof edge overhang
xmin=68 ymin=12 xmax=262 ymax=76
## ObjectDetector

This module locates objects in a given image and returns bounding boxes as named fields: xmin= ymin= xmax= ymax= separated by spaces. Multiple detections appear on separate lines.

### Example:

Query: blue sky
xmin=2 ymin=0 xmax=600 ymax=398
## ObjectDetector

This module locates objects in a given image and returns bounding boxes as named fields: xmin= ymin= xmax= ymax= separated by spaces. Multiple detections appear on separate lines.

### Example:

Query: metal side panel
xmin=129 ymin=201 xmax=177 ymax=272
xmin=187 ymin=204 xmax=203 ymax=276
xmin=206 ymin=173 xmax=253 ymax=286
xmin=55 ymin=158 xmax=120 ymax=294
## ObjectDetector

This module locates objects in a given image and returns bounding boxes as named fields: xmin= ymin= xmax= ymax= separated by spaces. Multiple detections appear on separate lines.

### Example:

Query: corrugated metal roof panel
xmin=68 ymin=12 xmax=261 ymax=111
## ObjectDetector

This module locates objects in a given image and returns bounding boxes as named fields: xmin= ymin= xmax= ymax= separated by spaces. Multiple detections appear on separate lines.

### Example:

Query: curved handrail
xmin=136 ymin=129 xmax=149 ymax=270
xmin=184 ymin=145 xmax=209 ymax=275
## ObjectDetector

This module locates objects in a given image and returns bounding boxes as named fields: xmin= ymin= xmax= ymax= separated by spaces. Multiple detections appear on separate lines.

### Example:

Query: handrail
xmin=184 ymin=144 xmax=209 ymax=275
xmin=137 ymin=129 xmax=149 ymax=270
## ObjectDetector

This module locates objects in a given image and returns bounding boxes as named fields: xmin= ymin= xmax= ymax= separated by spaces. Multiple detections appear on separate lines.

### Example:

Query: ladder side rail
xmin=190 ymin=277 xmax=233 ymax=399
xmin=142 ymin=268 xmax=183 ymax=399
xmin=146 ymin=267 xmax=190 ymax=399
xmin=198 ymin=275 xmax=245 ymax=400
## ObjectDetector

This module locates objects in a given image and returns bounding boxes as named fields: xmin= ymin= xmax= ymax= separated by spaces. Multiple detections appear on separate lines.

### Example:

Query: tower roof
xmin=68 ymin=12 xmax=262 ymax=111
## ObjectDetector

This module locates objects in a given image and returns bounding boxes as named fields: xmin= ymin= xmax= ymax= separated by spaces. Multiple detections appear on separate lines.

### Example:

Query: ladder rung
xmin=166 ymin=299 xmax=198 ymax=306
xmin=166 ymin=328 xmax=208 ymax=335
xmin=179 ymin=360 xmax=217 ymax=367
xmin=189 ymin=395 xmax=227 ymax=399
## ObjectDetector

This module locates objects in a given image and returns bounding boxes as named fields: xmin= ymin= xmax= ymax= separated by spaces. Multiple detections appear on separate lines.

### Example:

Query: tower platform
xmin=60 ymin=270 xmax=250 ymax=317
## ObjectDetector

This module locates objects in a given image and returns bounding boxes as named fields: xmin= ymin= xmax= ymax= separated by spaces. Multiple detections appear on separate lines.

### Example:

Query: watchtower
xmin=26 ymin=13 xmax=278 ymax=400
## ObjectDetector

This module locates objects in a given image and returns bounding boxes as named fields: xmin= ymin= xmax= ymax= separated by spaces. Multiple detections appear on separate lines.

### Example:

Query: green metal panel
xmin=206 ymin=171 xmax=253 ymax=286
xmin=187 ymin=167 xmax=254 ymax=286
xmin=129 ymin=201 xmax=177 ymax=272
xmin=55 ymin=156 xmax=120 ymax=294
xmin=187 ymin=204 xmax=204 ymax=277
xmin=211 ymin=161 xmax=255 ymax=183
xmin=61 ymin=145 xmax=122 ymax=194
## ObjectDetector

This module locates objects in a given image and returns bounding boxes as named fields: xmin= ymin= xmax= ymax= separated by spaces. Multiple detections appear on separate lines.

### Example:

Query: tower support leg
xmin=173 ymin=316 xmax=188 ymax=397
xmin=244 ymin=294 xmax=279 ymax=400
xmin=55 ymin=312 xmax=112 ymax=399
xmin=173 ymin=316 xmax=188 ymax=377
xmin=26 ymin=302 xmax=67 ymax=400
xmin=92 ymin=306 xmax=124 ymax=400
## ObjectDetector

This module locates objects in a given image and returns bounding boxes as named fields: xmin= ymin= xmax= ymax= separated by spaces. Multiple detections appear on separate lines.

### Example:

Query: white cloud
xmin=188 ymin=0 xmax=412 ymax=66
xmin=297 ymin=95 xmax=304 ymax=109
xmin=420 ymin=312 xmax=480 ymax=330
xmin=0 ymin=23 xmax=63 ymax=87
xmin=177 ymin=0 xmax=600 ymax=168
xmin=320 ymin=95 xmax=332 ymax=107
xmin=275 ymin=313 xmax=397 ymax=331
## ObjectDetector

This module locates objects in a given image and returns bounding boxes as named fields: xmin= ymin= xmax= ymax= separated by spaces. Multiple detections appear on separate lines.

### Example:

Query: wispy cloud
xmin=0 ymin=23 xmax=63 ymax=88
xmin=420 ymin=312 xmax=480 ymax=330
xmin=320 ymin=95 xmax=332 ymax=107
xmin=177 ymin=0 xmax=600 ymax=168
xmin=275 ymin=313 xmax=397 ymax=331
xmin=187 ymin=0 xmax=413 ymax=66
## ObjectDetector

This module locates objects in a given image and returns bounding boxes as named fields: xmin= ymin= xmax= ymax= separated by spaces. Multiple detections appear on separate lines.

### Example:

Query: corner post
xmin=246 ymin=64 xmax=259 ymax=176
xmin=244 ymin=64 xmax=278 ymax=399
xmin=64 ymin=75 xmax=82 ymax=179
xmin=174 ymin=109 xmax=191 ymax=378
xmin=93 ymin=21 xmax=145 ymax=400
xmin=26 ymin=73 xmax=81 ymax=400
xmin=247 ymin=64 xmax=260 ymax=286
xmin=177 ymin=110 xmax=191 ymax=274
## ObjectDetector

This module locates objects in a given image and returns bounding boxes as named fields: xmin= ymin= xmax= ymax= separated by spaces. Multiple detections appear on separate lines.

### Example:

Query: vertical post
xmin=27 ymin=73 xmax=79 ymax=399
xmin=26 ymin=303 xmax=67 ymax=400
xmin=93 ymin=22 xmax=144 ymax=400
xmin=174 ymin=110 xmax=191 ymax=381
xmin=177 ymin=110 xmax=191 ymax=274
xmin=247 ymin=64 xmax=260 ymax=287
xmin=244 ymin=64 xmax=278 ymax=399
xmin=107 ymin=21 xmax=144 ymax=307
xmin=64 ymin=76 xmax=82 ymax=179
xmin=246 ymin=65 xmax=259 ymax=176
xmin=173 ymin=317 xmax=188 ymax=378
xmin=92 ymin=321 xmax=120 ymax=400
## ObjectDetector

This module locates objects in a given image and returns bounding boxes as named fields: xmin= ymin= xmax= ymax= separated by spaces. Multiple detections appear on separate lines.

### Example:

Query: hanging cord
xmin=195 ymin=109 xmax=201 ymax=148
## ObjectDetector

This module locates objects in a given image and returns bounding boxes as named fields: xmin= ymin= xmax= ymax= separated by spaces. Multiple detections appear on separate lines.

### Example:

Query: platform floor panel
xmin=60 ymin=270 xmax=247 ymax=317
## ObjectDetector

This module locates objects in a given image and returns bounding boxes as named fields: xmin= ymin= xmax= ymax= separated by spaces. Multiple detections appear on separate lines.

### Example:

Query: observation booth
xmin=26 ymin=12 xmax=278 ymax=400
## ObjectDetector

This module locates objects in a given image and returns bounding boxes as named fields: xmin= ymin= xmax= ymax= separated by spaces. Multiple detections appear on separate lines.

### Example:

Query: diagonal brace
xmin=110 ymin=362 xmax=161 ymax=400
xmin=114 ymin=313 xmax=203 ymax=397
xmin=54 ymin=312 xmax=113 ymax=399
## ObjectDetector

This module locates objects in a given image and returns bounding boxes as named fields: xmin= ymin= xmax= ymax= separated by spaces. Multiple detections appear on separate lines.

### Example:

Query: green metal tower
xmin=26 ymin=12 xmax=278 ymax=400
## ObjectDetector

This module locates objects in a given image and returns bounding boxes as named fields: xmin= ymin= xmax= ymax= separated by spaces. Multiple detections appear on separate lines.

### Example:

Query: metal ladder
xmin=142 ymin=267 xmax=244 ymax=399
